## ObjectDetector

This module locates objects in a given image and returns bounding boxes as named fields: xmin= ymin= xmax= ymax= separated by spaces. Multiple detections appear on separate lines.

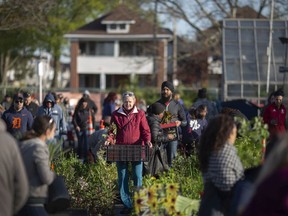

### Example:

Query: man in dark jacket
xmin=23 ymin=90 xmax=39 ymax=118
xmin=156 ymin=81 xmax=187 ymax=167
xmin=2 ymin=93 xmax=33 ymax=139
xmin=145 ymin=102 xmax=174 ymax=176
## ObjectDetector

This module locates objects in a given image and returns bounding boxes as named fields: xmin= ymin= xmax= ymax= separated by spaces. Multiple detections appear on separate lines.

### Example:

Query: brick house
xmin=64 ymin=5 xmax=173 ymax=91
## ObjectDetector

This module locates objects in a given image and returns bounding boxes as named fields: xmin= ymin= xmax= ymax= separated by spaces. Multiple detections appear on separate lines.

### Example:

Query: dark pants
xmin=16 ymin=204 xmax=48 ymax=216
xmin=77 ymin=130 xmax=88 ymax=160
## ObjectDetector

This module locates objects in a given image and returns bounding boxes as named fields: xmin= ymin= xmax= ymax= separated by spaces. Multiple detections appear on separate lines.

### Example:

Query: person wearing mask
xmin=105 ymin=91 xmax=152 ymax=214
xmin=155 ymin=81 xmax=187 ymax=167
xmin=36 ymin=92 xmax=67 ymax=141
xmin=23 ymin=90 xmax=39 ymax=118
xmin=0 ymin=118 xmax=29 ymax=216
xmin=192 ymin=87 xmax=219 ymax=121
xmin=2 ymin=93 xmax=33 ymax=139
xmin=263 ymin=89 xmax=287 ymax=140
xmin=16 ymin=115 xmax=56 ymax=216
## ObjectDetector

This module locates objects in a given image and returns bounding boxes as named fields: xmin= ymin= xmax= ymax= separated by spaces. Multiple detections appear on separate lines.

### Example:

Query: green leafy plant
xmin=235 ymin=116 xmax=269 ymax=168
xmin=52 ymin=151 xmax=118 ymax=215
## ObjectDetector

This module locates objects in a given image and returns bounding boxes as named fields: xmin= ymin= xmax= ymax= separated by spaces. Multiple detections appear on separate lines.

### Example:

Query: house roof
xmin=65 ymin=5 xmax=172 ymax=39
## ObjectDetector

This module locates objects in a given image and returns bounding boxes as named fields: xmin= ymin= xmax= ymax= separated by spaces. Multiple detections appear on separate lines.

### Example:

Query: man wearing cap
xmin=263 ymin=89 xmax=287 ymax=139
xmin=155 ymin=81 xmax=187 ymax=167
xmin=2 ymin=93 xmax=33 ymax=139
xmin=23 ymin=91 xmax=39 ymax=118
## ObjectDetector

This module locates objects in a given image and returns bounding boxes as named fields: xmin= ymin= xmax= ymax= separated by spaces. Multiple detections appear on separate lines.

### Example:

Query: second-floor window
xmin=79 ymin=42 xmax=114 ymax=56
xmin=119 ymin=42 xmax=154 ymax=56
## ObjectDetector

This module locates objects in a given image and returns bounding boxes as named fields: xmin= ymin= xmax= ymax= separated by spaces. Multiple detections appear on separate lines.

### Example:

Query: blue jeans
xmin=77 ymin=130 xmax=88 ymax=160
xmin=166 ymin=140 xmax=178 ymax=167
xmin=116 ymin=161 xmax=143 ymax=208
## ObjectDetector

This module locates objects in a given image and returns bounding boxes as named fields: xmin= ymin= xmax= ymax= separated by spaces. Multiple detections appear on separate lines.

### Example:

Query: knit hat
xmin=274 ymin=89 xmax=284 ymax=97
xmin=83 ymin=90 xmax=90 ymax=96
xmin=161 ymin=81 xmax=175 ymax=93
xmin=151 ymin=102 xmax=165 ymax=115
xmin=198 ymin=88 xmax=207 ymax=98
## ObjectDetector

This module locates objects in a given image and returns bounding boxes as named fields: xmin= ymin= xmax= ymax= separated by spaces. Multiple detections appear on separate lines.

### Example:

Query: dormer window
xmin=102 ymin=20 xmax=135 ymax=34
xmin=107 ymin=23 xmax=129 ymax=33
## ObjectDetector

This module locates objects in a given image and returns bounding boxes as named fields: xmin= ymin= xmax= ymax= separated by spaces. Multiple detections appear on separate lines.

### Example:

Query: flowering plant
xmin=103 ymin=122 xmax=117 ymax=144
xmin=134 ymin=183 xmax=181 ymax=216
xmin=160 ymin=111 xmax=178 ymax=140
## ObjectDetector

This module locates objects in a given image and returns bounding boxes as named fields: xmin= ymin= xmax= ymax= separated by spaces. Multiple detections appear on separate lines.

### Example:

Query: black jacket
xmin=147 ymin=114 xmax=171 ymax=145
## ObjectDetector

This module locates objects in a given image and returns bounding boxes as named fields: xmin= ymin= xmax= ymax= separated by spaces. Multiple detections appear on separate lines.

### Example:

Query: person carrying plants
xmin=155 ymin=81 xmax=187 ymax=167
xmin=104 ymin=91 xmax=152 ymax=214
xmin=198 ymin=114 xmax=244 ymax=216
xmin=144 ymin=102 xmax=174 ymax=176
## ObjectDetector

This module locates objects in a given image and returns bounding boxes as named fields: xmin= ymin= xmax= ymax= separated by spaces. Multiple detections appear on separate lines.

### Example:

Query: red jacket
xmin=110 ymin=106 xmax=151 ymax=145
xmin=263 ymin=103 xmax=286 ymax=138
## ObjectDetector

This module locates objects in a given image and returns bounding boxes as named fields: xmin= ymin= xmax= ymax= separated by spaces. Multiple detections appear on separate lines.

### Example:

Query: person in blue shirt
xmin=2 ymin=93 xmax=33 ymax=139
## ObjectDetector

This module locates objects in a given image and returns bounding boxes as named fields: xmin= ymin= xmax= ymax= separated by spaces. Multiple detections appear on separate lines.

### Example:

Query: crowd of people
xmin=0 ymin=83 xmax=287 ymax=215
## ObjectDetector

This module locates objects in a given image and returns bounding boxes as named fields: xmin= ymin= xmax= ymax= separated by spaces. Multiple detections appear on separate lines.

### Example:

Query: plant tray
xmin=106 ymin=145 xmax=150 ymax=162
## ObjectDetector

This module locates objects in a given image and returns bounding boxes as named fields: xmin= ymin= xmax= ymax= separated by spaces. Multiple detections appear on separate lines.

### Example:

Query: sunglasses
xmin=14 ymin=99 xmax=23 ymax=104
xmin=122 ymin=92 xmax=134 ymax=97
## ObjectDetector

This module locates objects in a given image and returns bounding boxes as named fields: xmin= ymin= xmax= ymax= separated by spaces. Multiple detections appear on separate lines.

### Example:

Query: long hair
xmin=103 ymin=92 xmax=117 ymax=104
xmin=199 ymin=114 xmax=236 ymax=172
xmin=21 ymin=115 xmax=55 ymax=141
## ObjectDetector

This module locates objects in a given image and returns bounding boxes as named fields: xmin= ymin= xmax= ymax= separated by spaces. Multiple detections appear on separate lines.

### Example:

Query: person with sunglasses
xmin=105 ymin=91 xmax=152 ymax=214
xmin=2 ymin=93 xmax=33 ymax=139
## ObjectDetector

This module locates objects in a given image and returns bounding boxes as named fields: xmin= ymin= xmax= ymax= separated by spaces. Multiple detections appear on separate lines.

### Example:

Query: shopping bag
xmin=144 ymin=145 xmax=169 ymax=176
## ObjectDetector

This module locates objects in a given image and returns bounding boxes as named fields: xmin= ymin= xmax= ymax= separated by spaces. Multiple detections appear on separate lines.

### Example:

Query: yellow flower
xmin=151 ymin=183 xmax=162 ymax=191
xmin=134 ymin=190 xmax=147 ymax=214
xmin=166 ymin=183 xmax=180 ymax=195
xmin=147 ymin=187 xmax=157 ymax=204
xmin=163 ymin=194 xmax=178 ymax=215
xmin=149 ymin=200 xmax=159 ymax=213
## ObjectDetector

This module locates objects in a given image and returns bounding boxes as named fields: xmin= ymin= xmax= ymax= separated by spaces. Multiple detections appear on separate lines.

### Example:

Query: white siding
xmin=77 ymin=56 xmax=153 ymax=74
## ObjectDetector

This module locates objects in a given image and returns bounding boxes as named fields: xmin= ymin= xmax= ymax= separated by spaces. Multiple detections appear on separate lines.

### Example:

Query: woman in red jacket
xmin=105 ymin=91 xmax=152 ymax=214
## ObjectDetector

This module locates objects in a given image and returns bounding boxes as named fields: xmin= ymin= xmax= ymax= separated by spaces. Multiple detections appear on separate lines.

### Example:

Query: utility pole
xmin=152 ymin=0 xmax=158 ymax=86
xmin=172 ymin=16 xmax=178 ymax=83
xmin=266 ymin=0 xmax=274 ymax=93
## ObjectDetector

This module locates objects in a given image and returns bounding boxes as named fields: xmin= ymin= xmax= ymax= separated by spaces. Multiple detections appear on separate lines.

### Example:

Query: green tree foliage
xmin=37 ymin=0 xmax=119 ymax=88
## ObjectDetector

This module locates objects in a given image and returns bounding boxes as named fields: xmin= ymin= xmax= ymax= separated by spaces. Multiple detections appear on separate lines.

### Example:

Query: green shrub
xmin=53 ymin=151 xmax=118 ymax=215
xmin=143 ymin=154 xmax=203 ymax=200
